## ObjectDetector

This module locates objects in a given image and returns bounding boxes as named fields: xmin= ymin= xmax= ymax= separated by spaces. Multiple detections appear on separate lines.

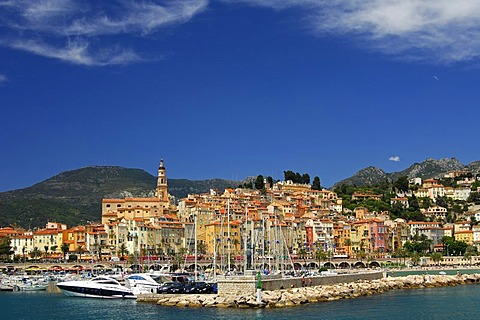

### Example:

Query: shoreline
xmin=138 ymin=273 xmax=480 ymax=308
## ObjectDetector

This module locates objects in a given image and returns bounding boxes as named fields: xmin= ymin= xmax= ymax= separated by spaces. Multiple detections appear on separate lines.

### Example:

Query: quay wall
xmin=47 ymin=281 xmax=62 ymax=293
xmin=217 ymin=271 xmax=384 ymax=295
xmin=136 ymin=273 xmax=480 ymax=308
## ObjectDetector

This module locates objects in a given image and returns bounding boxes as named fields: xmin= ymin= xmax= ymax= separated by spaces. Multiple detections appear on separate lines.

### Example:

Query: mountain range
xmin=333 ymin=158 xmax=480 ymax=188
xmin=1 ymin=158 xmax=479 ymax=229
xmin=0 ymin=166 xmax=238 ymax=229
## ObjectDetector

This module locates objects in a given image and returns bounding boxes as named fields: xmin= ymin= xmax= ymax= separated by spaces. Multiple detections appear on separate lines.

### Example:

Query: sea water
xmin=1 ymin=284 xmax=479 ymax=320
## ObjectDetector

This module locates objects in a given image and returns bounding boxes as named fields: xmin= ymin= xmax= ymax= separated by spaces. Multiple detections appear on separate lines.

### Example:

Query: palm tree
xmin=30 ymin=247 xmax=41 ymax=261
xmin=356 ymin=250 xmax=367 ymax=263
xmin=44 ymin=245 xmax=49 ymax=262
xmin=22 ymin=246 xmax=26 ymax=263
xmin=430 ymin=252 xmax=443 ymax=266
xmin=464 ymin=246 xmax=477 ymax=266
xmin=61 ymin=243 xmax=69 ymax=262
xmin=298 ymin=247 xmax=308 ymax=268
xmin=410 ymin=252 xmax=420 ymax=266
xmin=315 ymin=249 xmax=328 ymax=268
xmin=119 ymin=243 xmax=128 ymax=261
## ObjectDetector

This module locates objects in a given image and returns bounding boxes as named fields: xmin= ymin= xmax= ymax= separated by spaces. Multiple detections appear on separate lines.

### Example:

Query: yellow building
xmin=455 ymin=230 xmax=474 ymax=245
xmin=205 ymin=220 xmax=242 ymax=257
xmin=33 ymin=228 xmax=63 ymax=258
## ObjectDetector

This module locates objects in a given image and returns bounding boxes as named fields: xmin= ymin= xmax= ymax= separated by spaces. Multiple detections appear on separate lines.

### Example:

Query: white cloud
xmin=10 ymin=38 xmax=141 ymax=66
xmin=0 ymin=74 xmax=7 ymax=83
xmin=4 ymin=0 xmax=480 ymax=65
xmin=224 ymin=0 xmax=480 ymax=64
xmin=0 ymin=0 xmax=208 ymax=66
xmin=389 ymin=156 xmax=401 ymax=162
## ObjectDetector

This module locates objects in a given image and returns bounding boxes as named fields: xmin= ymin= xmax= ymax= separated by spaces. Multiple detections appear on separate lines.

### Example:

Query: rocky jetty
xmin=139 ymin=274 xmax=480 ymax=308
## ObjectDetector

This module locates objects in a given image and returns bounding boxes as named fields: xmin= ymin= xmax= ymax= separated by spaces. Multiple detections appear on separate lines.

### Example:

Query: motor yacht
xmin=56 ymin=276 xmax=136 ymax=299
xmin=125 ymin=273 xmax=165 ymax=295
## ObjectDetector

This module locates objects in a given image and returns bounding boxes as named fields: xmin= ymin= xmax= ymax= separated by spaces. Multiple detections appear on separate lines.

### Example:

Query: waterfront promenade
xmin=2 ymin=255 xmax=479 ymax=274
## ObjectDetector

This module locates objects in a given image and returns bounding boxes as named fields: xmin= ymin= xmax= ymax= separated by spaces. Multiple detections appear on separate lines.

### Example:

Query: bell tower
xmin=155 ymin=159 xmax=168 ymax=202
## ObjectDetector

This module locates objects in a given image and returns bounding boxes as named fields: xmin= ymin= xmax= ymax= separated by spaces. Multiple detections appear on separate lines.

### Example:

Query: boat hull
xmin=56 ymin=281 xmax=136 ymax=299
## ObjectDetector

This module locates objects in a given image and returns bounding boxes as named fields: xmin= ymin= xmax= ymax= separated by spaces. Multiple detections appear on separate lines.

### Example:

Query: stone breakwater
xmin=138 ymin=273 xmax=480 ymax=308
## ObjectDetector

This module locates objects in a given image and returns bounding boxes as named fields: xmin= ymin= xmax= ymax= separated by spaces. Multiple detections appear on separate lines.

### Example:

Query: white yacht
xmin=125 ymin=273 xmax=165 ymax=295
xmin=56 ymin=276 xmax=136 ymax=299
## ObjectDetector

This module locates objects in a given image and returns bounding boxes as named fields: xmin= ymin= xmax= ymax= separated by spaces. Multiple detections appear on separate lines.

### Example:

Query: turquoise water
xmin=390 ymin=268 xmax=480 ymax=277
xmin=2 ymin=284 xmax=480 ymax=320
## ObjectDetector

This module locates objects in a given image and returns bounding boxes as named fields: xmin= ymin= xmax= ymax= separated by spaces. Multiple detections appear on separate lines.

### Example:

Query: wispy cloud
xmin=389 ymin=156 xmax=401 ymax=162
xmin=0 ymin=74 xmax=7 ymax=83
xmin=224 ymin=0 xmax=480 ymax=64
xmin=0 ymin=0 xmax=208 ymax=66
xmin=4 ymin=0 xmax=480 ymax=66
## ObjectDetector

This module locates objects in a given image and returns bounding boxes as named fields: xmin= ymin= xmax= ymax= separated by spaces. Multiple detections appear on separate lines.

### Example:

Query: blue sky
xmin=1 ymin=0 xmax=480 ymax=192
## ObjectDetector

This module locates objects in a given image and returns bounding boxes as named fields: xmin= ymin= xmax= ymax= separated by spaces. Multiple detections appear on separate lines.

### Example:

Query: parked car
xmin=183 ymin=281 xmax=213 ymax=294
xmin=156 ymin=282 xmax=184 ymax=294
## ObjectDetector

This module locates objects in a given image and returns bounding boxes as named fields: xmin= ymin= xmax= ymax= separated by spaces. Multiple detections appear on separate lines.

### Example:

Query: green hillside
xmin=0 ymin=166 xmax=238 ymax=229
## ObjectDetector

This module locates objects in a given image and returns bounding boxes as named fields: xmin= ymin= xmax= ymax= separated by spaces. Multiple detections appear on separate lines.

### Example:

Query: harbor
xmin=3 ymin=261 xmax=480 ymax=310
xmin=2 ymin=271 xmax=480 ymax=319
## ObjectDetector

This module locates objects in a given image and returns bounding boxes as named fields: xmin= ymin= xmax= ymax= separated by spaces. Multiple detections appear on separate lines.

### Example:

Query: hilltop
xmin=0 ymin=166 xmax=238 ymax=228
xmin=333 ymin=158 xmax=480 ymax=188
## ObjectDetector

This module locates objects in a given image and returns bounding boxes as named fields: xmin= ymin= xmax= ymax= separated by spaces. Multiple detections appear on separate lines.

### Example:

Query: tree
xmin=266 ymin=176 xmax=273 ymax=188
xmin=119 ymin=243 xmax=128 ymax=261
xmin=442 ymin=236 xmax=468 ymax=256
xmin=0 ymin=237 xmax=13 ymax=261
xmin=470 ymin=216 xmax=477 ymax=229
xmin=294 ymin=172 xmax=302 ymax=183
xmin=436 ymin=196 xmax=448 ymax=208
xmin=315 ymin=249 xmax=328 ymax=266
xmin=197 ymin=242 xmax=207 ymax=255
xmin=284 ymin=170 xmax=295 ymax=182
xmin=410 ymin=252 xmax=420 ymax=266
xmin=356 ymin=250 xmax=367 ymax=262
xmin=409 ymin=195 xmax=420 ymax=211
xmin=394 ymin=176 xmax=409 ymax=192
xmin=430 ymin=252 xmax=443 ymax=266
xmin=468 ymin=192 xmax=480 ymax=204
xmin=254 ymin=175 xmax=265 ymax=190
xmin=464 ymin=251 xmax=473 ymax=266
xmin=301 ymin=173 xmax=310 ymax=184
xmin=30 ymin=247 xmax=41 ymax=261
xmin=298 ymin=247 xmax=308 ymax=267
xmin=464 ymin=246 xmax=477 ymax=266
xmin=44 ymin=245 xmax=49 ymax=262
xmin=312 ymin=176 xmax=321 ymax=190
xmin=61 ymin=243 xmax=70 ymax=262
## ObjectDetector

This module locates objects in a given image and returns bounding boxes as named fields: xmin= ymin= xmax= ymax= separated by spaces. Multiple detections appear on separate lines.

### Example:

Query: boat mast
xmin=227 ymin=198 xmax=231 ymax=274
xmin=244 ymin=204 xmax=248 ymax=273
xmin=213 ymin=232 xmax=217 ymax=282
xmin=251 ymin=213 xmax=255 ymax=271
xmin=194 ymin=212 xmax=198 ymax=281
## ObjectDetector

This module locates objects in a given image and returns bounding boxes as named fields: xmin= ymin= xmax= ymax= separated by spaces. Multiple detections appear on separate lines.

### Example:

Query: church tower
xmin=155 ymin=159 xmax=168 ymax=201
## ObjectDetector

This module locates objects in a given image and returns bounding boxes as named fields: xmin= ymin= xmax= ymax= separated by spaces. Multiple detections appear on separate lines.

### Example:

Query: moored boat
xmin=125 ymin=273 xmax=166 ymax=295
xmin=56 ymin=276 xmax=135 ymax=299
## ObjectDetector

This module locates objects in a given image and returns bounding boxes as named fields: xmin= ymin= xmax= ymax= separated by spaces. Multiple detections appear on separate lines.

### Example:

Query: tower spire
xmin=155 ymin=159 xmax=168 ymax=201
